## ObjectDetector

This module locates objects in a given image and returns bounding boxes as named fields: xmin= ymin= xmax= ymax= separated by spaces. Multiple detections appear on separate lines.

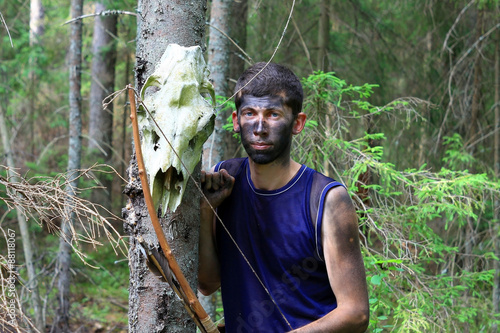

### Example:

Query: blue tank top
xmin=215 ymin=158 xmax=343 ymax=332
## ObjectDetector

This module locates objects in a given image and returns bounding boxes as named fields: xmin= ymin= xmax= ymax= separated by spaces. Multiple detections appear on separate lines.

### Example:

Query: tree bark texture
xmin=88 ymin=2 xmax=118 ymax=210
xmin=123 ymin=1 xmax=208 ymax=332
xmin=203 ymin=0 xmax=233 ymax=171
xmin=56 ymin=0 xmax=83 ymax=331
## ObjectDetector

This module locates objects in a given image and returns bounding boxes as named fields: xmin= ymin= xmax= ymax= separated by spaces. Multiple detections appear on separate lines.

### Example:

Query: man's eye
xmin=270 ymin=112 xmax=279 ymax=117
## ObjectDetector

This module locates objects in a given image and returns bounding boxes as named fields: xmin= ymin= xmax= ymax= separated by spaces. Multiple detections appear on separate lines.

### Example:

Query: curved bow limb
xmin=128 ymin=85 xmax=219 ymax=333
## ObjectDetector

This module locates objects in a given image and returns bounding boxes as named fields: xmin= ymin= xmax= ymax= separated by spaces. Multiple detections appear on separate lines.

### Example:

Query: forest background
xmin=1 ymin=0 xmax=500 ymax=332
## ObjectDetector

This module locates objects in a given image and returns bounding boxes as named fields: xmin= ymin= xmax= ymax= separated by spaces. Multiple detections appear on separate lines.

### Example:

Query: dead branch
xmin=0 ymin=11 xmax=13 ymax=48
xmin=62 ymin=10 xmax=137 ymax=26
xmin=0 ymin=164 xmax=127 ymax=263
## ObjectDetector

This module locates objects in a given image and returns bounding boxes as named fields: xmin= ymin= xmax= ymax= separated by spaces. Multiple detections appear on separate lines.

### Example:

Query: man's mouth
xmin=251 ymin=142 xmax=272 ymax=150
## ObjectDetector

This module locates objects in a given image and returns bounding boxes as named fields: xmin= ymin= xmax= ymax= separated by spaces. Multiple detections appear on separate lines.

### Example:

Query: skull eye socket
xmin=152 ymin=132 xmax=160 ymax=151
xmin=188 ymin=137 xmax=196 ymax=150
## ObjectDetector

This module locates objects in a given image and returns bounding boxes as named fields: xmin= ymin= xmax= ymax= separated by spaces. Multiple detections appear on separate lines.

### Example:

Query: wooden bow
xmin=128 ymin=86 xmax=219 ymax=333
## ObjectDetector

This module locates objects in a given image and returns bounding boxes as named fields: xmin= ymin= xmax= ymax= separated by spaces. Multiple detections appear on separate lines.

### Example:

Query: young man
xmin=198 ymin=62 xmax=369 ymax=332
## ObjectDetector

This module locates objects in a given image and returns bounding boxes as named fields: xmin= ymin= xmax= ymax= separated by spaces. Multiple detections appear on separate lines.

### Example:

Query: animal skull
xmin=138 ymin=44 xmax=215 ymax=214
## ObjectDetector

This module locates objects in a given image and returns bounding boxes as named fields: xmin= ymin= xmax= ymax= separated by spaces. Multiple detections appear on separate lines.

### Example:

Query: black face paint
xmin=237 ymin=95 xmax=295 ymax=165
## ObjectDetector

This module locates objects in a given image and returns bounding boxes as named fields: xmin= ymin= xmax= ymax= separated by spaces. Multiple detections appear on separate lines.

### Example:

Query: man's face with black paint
xmin=233 ymin=95 xmax=296 ymax=165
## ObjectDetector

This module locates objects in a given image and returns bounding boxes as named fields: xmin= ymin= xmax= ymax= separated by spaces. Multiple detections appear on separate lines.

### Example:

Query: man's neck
xmin=247 ymin=157 xmax=302 ymax=191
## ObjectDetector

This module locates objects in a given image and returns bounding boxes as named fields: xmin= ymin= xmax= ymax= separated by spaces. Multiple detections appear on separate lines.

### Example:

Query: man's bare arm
xmin=198 ymin=169 xmax=234 ymax=296
xmin=290 ymin=186 xmax=369 ymax=332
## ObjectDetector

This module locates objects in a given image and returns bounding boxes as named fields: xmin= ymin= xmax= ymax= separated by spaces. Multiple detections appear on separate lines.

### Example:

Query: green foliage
xmin=293 ymin=71 xmax=500 ymax=332
xmin=442 ymin=134 xmax=476 ymax=170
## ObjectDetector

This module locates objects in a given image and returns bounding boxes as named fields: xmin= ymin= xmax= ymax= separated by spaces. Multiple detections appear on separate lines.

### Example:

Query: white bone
xmin=138 ymin=44 xmax=215 ymax=214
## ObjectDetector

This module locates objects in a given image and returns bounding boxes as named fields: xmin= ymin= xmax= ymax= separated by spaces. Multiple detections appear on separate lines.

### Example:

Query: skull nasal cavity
xmin=153 ymin=132 xmax=160 ymax=146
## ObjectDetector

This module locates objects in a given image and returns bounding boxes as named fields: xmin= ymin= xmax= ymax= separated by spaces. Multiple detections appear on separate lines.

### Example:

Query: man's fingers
xmin=204 ymin=172 xmax=213 ymax=190
xmin=202 ymin=169 xmax=235 ymax=193
xmin=212 ymin=173 xmax=221 ymax=190
xmin=219 ymin=169 xmax=235 ymax=187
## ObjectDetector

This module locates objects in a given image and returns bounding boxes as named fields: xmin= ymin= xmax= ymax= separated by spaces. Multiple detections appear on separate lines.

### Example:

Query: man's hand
xmin=200 ymin=169 xmax=235 ymax=209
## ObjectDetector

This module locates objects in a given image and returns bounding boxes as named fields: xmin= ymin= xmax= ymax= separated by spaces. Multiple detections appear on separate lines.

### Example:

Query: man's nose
xmin=253 ymin=118 xmax=268 ymax=135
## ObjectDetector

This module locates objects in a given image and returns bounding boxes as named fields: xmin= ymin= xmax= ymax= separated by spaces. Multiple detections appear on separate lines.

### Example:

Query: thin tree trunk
xmin=199 ymin=0 xmax=234 ymax=318
xmin=493 ymin=27 xmax=499 ymax=331
xmin=0 ymin=105 xmax=44 ymax=332
xmin=468 ymin=9 xmax=483 ymax=148
xmin=55 ymin=0 xmax=83 ymax=331
xmin=228 ymin=0 xmax=248 ymax=91
xmin=29 ymin=0 xmax=44 ymax=44
xmin=11 ymin=0 xmax=46 ymax=330
xmin=87 ymin=2 xmax=118 ymax=210
xmin=316 ymin=0 xmax=333 ymax=175
xmin=461 ymin=11 xmax=483 ymax=333
xmin=317 ymin=0 xmax=329 ymax=71
xmin=418 ymin=31 xmax=432 ymax=166
xmin=123 ymin=1 xmax=208 ymax=332
xmin=225 ymin=0 xmax=248 ymax=159
xmin=203 ymin=0 xmax=232 ymax=170
xmin=28 ymin=0 xmax=44 ymax=158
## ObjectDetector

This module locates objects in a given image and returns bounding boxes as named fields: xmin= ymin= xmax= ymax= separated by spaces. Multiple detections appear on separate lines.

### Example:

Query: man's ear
xmin=292 ymin=112 xmax=307 ymax=135
xmin=232 ymin=110 xmax=240 ymax=133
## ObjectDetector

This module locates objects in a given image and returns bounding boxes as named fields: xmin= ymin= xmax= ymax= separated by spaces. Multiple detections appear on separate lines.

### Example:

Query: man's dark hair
xmin=234 ymin=62 xmax=304 ymax=116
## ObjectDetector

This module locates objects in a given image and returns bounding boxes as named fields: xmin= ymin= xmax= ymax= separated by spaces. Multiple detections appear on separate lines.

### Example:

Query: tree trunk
xmin=28 ymin=0 xmax=44 ymax=167
xmin=493 ymin=27 xmax=499 ymax=331
xmin=123 ymin=1 xmax=208 ymax=332
xmin=199 ymin=0 xmax=234 ymax=318
xmin=29 ymin=0 xmax=44 ymax=44
xmin=317 ymin=0 xmax=330 ymax=71
xmin=228 ymin=0 xmax=248 ymax=92
xmin=468 ymin=9 xmax=483 ymax=148
xmin=461 ymin=14 xmax=483 ymax=333
xmin=0 ymin=105 xmax=44 ymax=332
xmin=203 ymin=0 xmax=233 ymax=170
xmin=6 ymin=0 xmax=47 ymax=331
xmin=87 ymin=2 xmax=118 ymax=210
xmin=225 ymin=0 xmax=248 ymax=159
xmin=55 ymin=0 xmax=83 ymax=331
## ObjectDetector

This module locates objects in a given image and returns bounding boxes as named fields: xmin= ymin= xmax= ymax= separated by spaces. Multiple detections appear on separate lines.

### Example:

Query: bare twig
xmin=442 ymin=0 xmax=476 ymax=54
xmin=291 ymin=16 xmax=314 ymax=72
xmin=0 ymin=11 xmax=13 ymax=48
xmin=206 ymin=22 xmax=253 ymax=65
xmin=0 ymin=165 xmax=127 ymax=263
xmin=62 ymin=10 xmax=137 ymax=26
